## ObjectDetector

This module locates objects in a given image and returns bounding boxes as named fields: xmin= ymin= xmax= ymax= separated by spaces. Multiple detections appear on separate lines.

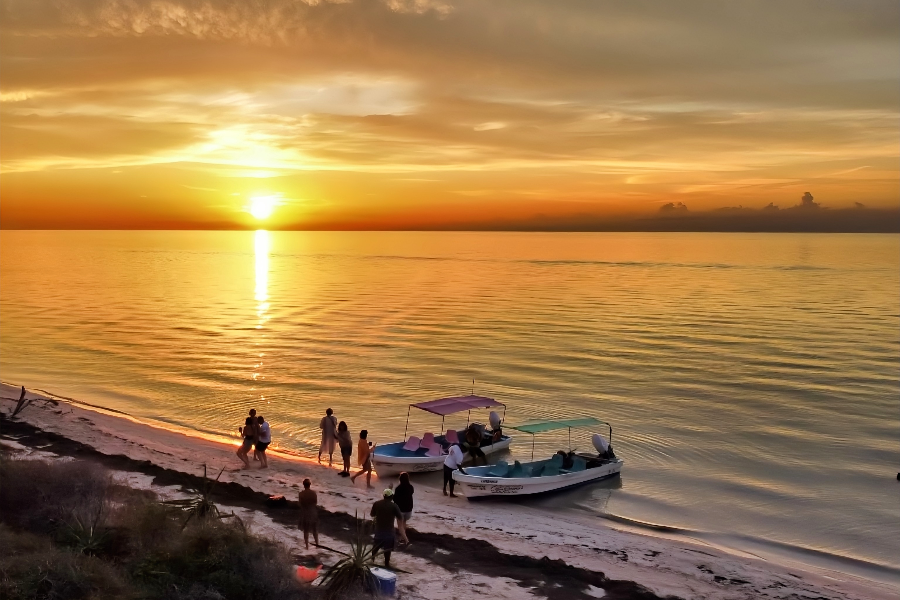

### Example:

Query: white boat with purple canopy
xmin=371 ymin=395 xmax=513 ymax=478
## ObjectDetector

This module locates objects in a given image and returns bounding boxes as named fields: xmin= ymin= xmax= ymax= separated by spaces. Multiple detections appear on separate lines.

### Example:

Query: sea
xmin=1 ymin=230 xmax=898 ymax=581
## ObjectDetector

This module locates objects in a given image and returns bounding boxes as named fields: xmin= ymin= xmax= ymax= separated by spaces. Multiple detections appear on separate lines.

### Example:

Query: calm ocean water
xmin=1 ymin=231 xmax=898 ymax=575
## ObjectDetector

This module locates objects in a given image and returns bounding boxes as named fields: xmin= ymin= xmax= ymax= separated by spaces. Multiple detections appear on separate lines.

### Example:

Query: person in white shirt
xmin=443 ymin=443 xmax=464 ymax=497
xmin=255 ymin=416 xmax=272 ymax=469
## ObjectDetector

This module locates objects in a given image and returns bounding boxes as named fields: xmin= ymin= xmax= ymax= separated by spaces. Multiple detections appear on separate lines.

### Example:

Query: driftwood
xmin=10 ymin=386 xmax=32 ymax=418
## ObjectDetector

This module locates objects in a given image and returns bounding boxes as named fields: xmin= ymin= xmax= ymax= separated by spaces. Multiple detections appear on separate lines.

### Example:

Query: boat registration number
xmin=490 ymin=485 xmax=524 ymax=494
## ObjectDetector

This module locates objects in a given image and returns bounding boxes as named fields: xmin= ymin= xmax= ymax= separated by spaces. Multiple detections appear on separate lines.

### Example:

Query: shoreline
xmin=1 ymin=382 xmax=897 ymax=600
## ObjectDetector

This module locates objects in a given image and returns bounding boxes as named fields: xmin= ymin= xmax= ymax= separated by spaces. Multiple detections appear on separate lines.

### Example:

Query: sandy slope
xmin=1 ymin=383 xmax=895 ymax=600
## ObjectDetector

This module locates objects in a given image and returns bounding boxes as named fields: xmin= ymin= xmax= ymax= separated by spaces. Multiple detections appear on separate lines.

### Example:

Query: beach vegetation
xmin=318 ymin=513 xmax=378 ymax=600
xmin=0 ymin=455 xmax=316 ymax=600
xmin=161 ymin=464 xmax=239 ymax=529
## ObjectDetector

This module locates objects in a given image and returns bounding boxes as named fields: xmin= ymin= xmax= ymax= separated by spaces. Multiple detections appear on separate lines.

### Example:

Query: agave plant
xmin=162 ymin=464 xmax=238 ymax=529
xmin=319 ymin=513 xmax=378 ymax=600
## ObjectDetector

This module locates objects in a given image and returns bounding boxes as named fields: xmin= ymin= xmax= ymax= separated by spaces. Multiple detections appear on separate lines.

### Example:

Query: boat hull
xmin=452 ymin=459 xmax=623 ymax=498
xmin=372 ymin=437 xmax=512 ymax=478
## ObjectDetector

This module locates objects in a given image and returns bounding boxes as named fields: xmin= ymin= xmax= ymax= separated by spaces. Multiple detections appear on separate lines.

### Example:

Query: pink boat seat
xmin=425 ymin=442 xmax=443 ymax=457
xmin=402 ymin=436 xmax=421 ymax=452
xmin=420 ymin=432 xmax=435 ymax=448
xmin=445 ymin=429 xmax=460 ymax=445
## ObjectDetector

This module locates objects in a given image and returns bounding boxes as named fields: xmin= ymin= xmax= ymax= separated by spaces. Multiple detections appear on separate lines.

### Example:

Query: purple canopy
xmin=411 ymin=395 xmax=505 ymax=416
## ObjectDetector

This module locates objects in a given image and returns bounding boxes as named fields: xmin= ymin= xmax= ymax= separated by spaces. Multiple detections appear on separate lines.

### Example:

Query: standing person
xmin=443 ymin=441 xmax=464 ymax=497
xmin=249 ymin=409 xmax=259 ymax=462
xmin=335 ymin=421 xmax=353 ymax=477
xmin=394 ymin=472 xmax=415 ymax=526
xmin=255 ymin=415 xmax=271 ymax=469
xmin=318 ymin=408 xmax=338 ymax=466
xmin=298 ymin=479 xmax=319 ymax=550
xmin=350 ymin=430 xmax=375 ymax=489
xmin=236 ymin=416 xmax=256 ymax=469
xmin=370 ymin=489 xmax=407 ymax=567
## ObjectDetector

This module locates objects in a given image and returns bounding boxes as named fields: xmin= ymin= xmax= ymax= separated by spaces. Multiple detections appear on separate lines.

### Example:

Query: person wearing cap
xmin=370 ymin=488 xmax=407 ymax=567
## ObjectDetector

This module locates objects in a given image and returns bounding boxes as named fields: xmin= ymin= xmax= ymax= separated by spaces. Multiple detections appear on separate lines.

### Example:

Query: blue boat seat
xmin=508 ymin=460 xmax=525 ymax=478
xmin=570 ymin=457 xmax=587 ymax=472
xmin=487 ymin=461 xmax=509 ymax=477
xmin=541 ymin=464 xmax=560 ymax=477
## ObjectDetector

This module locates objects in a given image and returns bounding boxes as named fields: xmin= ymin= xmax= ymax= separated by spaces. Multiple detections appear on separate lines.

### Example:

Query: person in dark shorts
xmin=336 ymin=421 xmax=353 ymax=477
xmin=394 ymin=472 xmax=415 ymax=524
xmin=298 ymin=479 xmax=319 ymax=549
xmin=370 ymin=489 xmax=407 ymax=567
xmin=236 ymin=416 xmax=256 ymax=469
xmin=255 ymin=415 xmax=271 ymax=468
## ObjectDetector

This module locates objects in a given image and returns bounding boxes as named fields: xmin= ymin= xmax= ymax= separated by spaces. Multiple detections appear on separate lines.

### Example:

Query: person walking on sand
xmin=318 ymin=408 xmax=338 ymax=466
xmin=298 ymin=478 xmax=319 ymax=549
xmin=394 ymin=471 xmax=415 ymax=526
xmin=255 ymin=415 xmax=271 ymax=469
xmin=336 ymin=421 xmax=353 ymax=477
xmin=249 ymin=409 xmax=260 ymax=461
xmin=350 ymin=430 xmax=375 ymax=488
xmin=371 ymin=489 xmax=407 ymax=567
xmin=236 ymin=416 xmax=257 ymax=469
xmin=443 ymin=441 xmax=464 ymax=497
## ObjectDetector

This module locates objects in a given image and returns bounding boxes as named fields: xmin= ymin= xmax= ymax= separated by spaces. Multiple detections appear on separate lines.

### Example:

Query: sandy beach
xmin=1 ymin=383 xmax=895 ymax=600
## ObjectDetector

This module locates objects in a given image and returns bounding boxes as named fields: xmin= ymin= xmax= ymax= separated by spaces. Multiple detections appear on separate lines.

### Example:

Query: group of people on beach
xmin=317 ymin=407 xmax=377 ymax=488
xmin=235 ymin=406 xmax=493 ymax=567
xmin=235 ymin=408 xmax=271 ymax=469
xmin=297 ymin=471 xmax=414 ymax=568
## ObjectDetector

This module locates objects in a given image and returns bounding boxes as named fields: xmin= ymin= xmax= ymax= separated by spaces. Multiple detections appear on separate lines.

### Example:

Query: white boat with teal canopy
xmin=452 ymin=417 xmax=622 ymax=498
xmin=371 ymin=395 xmax=513 ymax=478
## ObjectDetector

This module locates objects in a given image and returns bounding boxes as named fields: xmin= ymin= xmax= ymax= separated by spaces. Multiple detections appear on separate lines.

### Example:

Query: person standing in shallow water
xmin=298 ymin=479 xmax=319 ymax=550
xmin=318 ymin=408 xmax=338 ymax=467
xmin=335 ymin=421 xmax=353 ymax=477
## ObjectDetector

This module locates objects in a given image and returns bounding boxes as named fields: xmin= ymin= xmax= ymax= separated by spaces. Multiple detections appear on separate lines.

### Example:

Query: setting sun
xmin=248 ymin=195 xmax=279 ymax=220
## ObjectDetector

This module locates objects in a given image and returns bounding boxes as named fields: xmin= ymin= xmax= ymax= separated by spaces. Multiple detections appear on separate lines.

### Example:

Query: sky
xmin=1 ymin=0 xmax=898 ymax=230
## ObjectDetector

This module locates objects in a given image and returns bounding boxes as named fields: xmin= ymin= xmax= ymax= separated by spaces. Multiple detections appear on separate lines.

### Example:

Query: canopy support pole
xmin=531 ymin=434 xmax=535 ymax=461
xmin=466 ymin=410 xmax=471 ymax=427
xmin=403 ymin=406 xmax=411 ymax=440
xmin=568 ymin=427 xmax=571 ymax=452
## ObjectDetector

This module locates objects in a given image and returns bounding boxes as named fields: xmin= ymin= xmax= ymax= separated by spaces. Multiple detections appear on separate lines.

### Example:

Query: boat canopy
xmin=411 ymin=395 xmax=505 ymax=416
xmin=510 ymin=417 xmax=604 ymax=434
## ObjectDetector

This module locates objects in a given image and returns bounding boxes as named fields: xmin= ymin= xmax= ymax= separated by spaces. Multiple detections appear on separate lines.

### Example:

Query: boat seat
xmin=549 ymin=453 xmax=564 ymax=468
xmin=541 ymin=464 xmax=560 ymax=477
xmin=445 ymin=429 xmax=460 ymax=445
xmin=420 ymin=432 xmax=435 ymax=449
xmin=508 ymin=460 xmax=525 ymax=478
xmin=570 ymin=457 xmax=587 ymax=472
xmin=487 ymin=460 xmax=509 ymax=477
xmin=425 ymin=442 xmax=443 ymax=457
xmin=402 ymin=436 xmax=421 ymax=452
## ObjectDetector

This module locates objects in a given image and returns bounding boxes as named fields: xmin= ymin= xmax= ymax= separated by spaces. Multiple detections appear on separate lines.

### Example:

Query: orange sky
xmin=1 ymin=0 xmax=898 ymax=230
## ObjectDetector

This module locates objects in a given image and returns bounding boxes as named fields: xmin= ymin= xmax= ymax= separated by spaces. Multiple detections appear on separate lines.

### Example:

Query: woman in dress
xmin=318 ymin=408 xmax=338 ymax=467
xmin=336 ymin=421 xmax=353 ymax=477
xmin=298 ymin=478 xmax=319 ymax=549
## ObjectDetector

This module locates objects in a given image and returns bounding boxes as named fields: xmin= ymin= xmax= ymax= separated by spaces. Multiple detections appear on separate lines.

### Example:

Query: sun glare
xmin=249 ymin=195 xmax=279 ymax=220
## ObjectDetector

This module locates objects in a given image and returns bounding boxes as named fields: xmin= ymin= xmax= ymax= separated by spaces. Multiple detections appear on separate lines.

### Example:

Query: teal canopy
xmin=510 ymin=417 xmax=605 ymax=434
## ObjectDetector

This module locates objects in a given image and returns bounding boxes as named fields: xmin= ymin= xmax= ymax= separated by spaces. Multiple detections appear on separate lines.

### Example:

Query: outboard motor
xmin=489 ymin=411 xmax=502 ymax=431
xmin=592 ymin=433 xmax=615 ymax=459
